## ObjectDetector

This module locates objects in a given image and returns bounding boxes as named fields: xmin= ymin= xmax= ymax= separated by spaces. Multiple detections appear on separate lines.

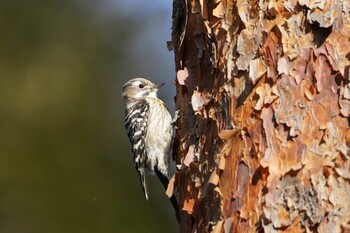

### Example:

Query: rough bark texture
xmin=169 ymin=0 xmax=350 ymax=232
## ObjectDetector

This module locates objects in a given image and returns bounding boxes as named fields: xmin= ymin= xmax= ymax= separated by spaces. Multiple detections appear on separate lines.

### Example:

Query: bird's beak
xmin=156 ymin=83 xmax=165 ymax=89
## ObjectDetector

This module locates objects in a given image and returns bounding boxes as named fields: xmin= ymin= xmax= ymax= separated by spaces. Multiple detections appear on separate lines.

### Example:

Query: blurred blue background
xmin=0 ymin=0 xmax=177 ymax=232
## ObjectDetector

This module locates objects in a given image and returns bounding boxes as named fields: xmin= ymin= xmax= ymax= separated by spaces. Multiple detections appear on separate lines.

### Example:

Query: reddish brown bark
xmin=170 ymin=0 xmax=350 ymax=232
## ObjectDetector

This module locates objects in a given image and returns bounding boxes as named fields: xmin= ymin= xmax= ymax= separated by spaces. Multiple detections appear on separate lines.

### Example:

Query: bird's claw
xmin=172 ymin=110 xmax=183 ymax=126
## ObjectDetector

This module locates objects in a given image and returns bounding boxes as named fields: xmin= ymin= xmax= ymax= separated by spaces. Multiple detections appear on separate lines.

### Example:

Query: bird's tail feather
xmin=138 ymin=168 xmax=149 ymax=200
xmin=155 ymin=169 xmax=180 ymax=221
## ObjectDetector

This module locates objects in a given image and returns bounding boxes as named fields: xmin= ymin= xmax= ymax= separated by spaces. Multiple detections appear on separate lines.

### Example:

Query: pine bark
xmin=170 ymin=0 xmax=350 ymax=232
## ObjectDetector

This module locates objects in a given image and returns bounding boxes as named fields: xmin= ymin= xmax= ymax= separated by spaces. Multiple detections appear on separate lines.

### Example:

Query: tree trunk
xmin=170 ymin=0 xmax=350 ymax=232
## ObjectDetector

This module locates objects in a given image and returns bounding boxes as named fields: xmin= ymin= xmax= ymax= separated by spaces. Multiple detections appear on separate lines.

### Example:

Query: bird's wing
xmin=124 ymin=100 xmax=150 ymax=200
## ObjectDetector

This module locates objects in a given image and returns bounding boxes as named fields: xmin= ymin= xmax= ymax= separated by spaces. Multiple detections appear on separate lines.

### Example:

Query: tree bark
xmin=170 ymin=0 xmax=350 ymax=232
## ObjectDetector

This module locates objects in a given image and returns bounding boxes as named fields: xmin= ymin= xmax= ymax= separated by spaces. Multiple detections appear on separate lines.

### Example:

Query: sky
xmin=119 ymin=0 xmax=176 ymax=110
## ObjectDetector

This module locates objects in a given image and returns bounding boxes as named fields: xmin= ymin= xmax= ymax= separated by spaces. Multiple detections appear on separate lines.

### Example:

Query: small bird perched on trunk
xmin=122 ymin=77 xmax=179 ymax=218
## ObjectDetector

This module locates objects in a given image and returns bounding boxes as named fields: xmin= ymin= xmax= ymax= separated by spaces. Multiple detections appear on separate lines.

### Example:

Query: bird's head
xmin=122 ymin=78 xmax=164 ymax=109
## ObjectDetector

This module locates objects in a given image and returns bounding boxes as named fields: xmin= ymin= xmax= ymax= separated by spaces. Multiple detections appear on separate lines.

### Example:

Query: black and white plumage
xmin=122 ymin=78 xmax=177 ymax=213
xmin=124 ymin=99 xmax=151 ymax=199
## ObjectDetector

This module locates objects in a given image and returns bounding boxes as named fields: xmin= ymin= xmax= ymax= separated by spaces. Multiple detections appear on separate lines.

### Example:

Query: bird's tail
xmin=155 ymin=169 xmax=180 ymax=221
xmin=138 ymin=168 xmax=149 ymax=200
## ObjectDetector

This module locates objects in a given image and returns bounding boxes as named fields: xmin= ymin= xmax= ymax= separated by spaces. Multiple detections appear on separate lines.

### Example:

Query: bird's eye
xmin=139 ymin=84 xmax=145 ymax=88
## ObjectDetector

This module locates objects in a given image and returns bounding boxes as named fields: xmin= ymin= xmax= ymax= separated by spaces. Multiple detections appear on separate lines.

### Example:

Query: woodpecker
xmin=122 ymin=78 xmax=178 ymax=215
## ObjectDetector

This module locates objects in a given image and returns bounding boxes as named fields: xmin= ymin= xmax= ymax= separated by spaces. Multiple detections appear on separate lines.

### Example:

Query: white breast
xmin=144 ymin=98 xmax=173 ymax=177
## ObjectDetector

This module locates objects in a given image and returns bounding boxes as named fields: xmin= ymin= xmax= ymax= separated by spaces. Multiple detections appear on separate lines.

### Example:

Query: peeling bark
xmin=170 ymin=0 xmax=350 ymax=232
